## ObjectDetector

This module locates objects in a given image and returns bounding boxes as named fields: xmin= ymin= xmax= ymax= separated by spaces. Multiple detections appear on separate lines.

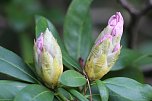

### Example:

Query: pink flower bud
xmin=34 ymin=28 xmax=63 ymax=88
xmin=108 ymin=12 xmax=124 ymax=37
xmin=85 ymin=12 xmax=124 ymax=81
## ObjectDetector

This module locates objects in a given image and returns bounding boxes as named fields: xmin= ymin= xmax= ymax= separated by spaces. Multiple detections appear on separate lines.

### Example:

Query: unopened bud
xmin=85 ymin=12 xmax=124 ymax=81
xmin=34 ymin=28 xmax=63 ymax=88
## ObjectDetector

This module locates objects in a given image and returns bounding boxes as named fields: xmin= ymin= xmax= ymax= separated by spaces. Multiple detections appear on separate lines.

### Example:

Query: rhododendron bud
xmin=34 ymin=28 xmax=63 ymax=88
xmin=85 ymin=12 xmax=124 ymax=81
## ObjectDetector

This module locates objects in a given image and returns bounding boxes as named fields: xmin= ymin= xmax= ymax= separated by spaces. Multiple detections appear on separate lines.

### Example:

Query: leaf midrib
xmin=105 ymin=82 xmax=141 ymax=90
xmin=0 ymin=58 xmax=37 ymax=83
xmin=105 ymin=82 xmax=145 ymax=101
xmin=31 ymin=91 xmax=51 ymax=101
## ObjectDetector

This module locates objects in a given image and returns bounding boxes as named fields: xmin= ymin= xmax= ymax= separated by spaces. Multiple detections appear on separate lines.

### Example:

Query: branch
xmin=86 ymin=76 xmax=92 ymax=101
xmin=83 ymin=70 xmax=92 ymax=101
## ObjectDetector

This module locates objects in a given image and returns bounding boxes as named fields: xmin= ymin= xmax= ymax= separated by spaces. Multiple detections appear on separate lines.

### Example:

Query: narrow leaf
xmin=96 ymin=80 xmax=109 ymax=101
xmin=63 ymin=0 xmax=93 ymax=61
xmin=0 ymin=80 xmax=28 ymax=101
xmin=111 ymin=48 xmax=141 ymax=71
xmin=59 ymin=70 xmax=86 ymax=87
xmin=0 ymin=46 xmax=38 ymax=83
xmin=35 ymin=16 xmax=81 ymax=71
xmin=141 ymin=84 xmax=152 ymax=101
xmin=112 ymin=48 xmax=152 ymax=71
xmin=69 ymin=89 xmax=89 ymax=101
xmin=19 ymin=33 xmax=33 ymax=63
xmin=14 ymin=84 xmax=54 ymax=101
xmin=104 ymin=77 xmax=152 ymax=101
xmin=105 ymin=66 xmax=144 ymax=83
xmin=133 ymin=54 xmax=152 ymax=67
xmin=57 ymin=88 xmax=74 ymax=100
xmin=89 ymin=83 xmax=102 ymax=101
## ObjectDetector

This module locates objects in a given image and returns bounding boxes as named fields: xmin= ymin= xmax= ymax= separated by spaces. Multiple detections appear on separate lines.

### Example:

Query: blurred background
xmin=0 ymin=0 xmax=152 ymax=85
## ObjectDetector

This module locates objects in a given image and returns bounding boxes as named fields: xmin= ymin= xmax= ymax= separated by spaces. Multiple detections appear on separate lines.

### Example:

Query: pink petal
xmin=108 ymin=12 xmax=124 ymax=37
xmin=96 ymin=34 xmax=112 ymax=46
xmin=36 ymin=33 xmax=44 ymax=54
xmin=113 ymin=44 xmax=120 ymax=52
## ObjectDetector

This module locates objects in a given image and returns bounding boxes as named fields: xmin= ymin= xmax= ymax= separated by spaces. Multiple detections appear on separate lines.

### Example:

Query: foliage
xmin=0 ymin=0 xmax=152 ymax=101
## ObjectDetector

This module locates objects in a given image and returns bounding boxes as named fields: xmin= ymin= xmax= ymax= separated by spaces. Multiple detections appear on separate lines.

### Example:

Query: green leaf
xmin=96 ymin=80 xmax=109 ymax=101
xmin=133 ymin=54 xmax=152 ymax=67
xmin=138 ymin=41 xmax=152 ymax=54
xmin=90 ymin=83 xmax=102 ymax=101
xmin=19 ymin=33 xmax=33 ymax=63
xmin=91 ymin=95 xmax=101 ymax=101
xmin=14 ymin=84 xmax=54 ymax=101
xmin=85 ymin=82 xmax=101 ymax=101
xmin=69 ymin=89 xmax=89 ymax=101
xmin=57 ymin=88 xmax=74 ymax=100
xmin=0 ymin=80 xmax=28 ymax=101
xmin=111 ymin=48 xmax=141 ymax=71
xmin=63 ymin=0 xmax=93 ymax=61
xmin=104 ymin=77 xmax=152 ymax=101
xmin=35 ymin=16 xmax=81 ymax=71
xmin=0 ymin=46 xmax=38 ymax=83
xmin=112 ymin=48 xmax=152 ymax=71
xmin=141 ymin=84 xmax=152 ymax=100
xmin=104 ymin=66 xmax=144 ymax=83
xmin=59 ymin=70 xmax=86 ymax=87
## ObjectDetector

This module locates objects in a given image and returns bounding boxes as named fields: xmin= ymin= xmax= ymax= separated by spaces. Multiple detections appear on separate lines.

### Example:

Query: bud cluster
xmin=34 ymin=12 xmax=124 ymax=87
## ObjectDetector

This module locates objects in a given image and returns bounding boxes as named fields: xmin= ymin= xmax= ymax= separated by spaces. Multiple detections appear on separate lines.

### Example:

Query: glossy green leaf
xmin=35 ymin=16 xmax=81 ymax=71
xmin=0 ymin=46 xmax=38 ymax=83
xmin=63 ymin=0 xmax=93 ymax=61
xmin=69 ymin=89 xmax=89 ymax=101
xmin=133 ymin=54 xmax=152 ymax=67
xmin=111 ymin=48 xmax=141 ymax=71
xmin=104 ymin=77 xmax=152 ymax=101
xmin=141 ymin=84 xmax=152 ymax=100
xmin=59 ymin=70 xmax=86 ymax=87
xmin=57 ymin=88 xmax=74 ymax=100
xmin=91 ymin=95 xmax=101 ymax=101
xmin=112 ymin=48 xmax=152 ymax=71
xmin=104 ymin=66 xmax=144 ymax=83
xmin=138 ymin=41 xmax=152 ymax=54
xmin=14 ymin=84 xmax=54 ymax=101
xmin=0 ymin=80 xmax=28 ymax=101
xmin=19 ymin=33 xmax=33 ymax=63
xmin=96 ymin=80 xmax=109 ymax=101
